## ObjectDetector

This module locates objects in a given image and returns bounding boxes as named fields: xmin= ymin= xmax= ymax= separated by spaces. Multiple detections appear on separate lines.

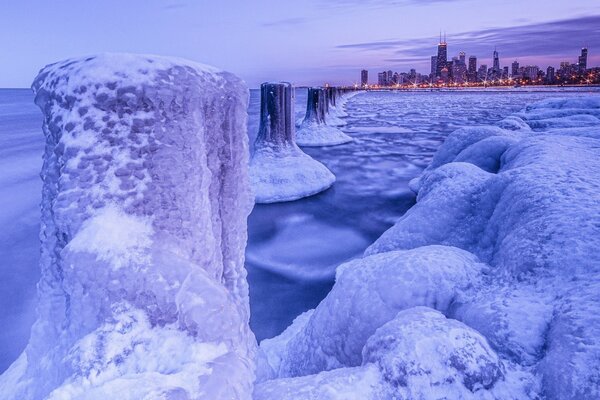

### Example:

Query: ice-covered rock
xmin=260 ymin=96 xmax=600 ymax=400
xmin=296 ymin=88 xmax=353 ymax=146
xmin=250 ymin=82 xmax=335 ymax=203
xmin=264 ymin=246 xmax=486 ymax=378
xmin=0 ymin=54 xmax=256 ymax=400
xmin=368 ymin=97 xmax=600 ymax=399
xmin=362 ymin=307 xmax=506 ymax=398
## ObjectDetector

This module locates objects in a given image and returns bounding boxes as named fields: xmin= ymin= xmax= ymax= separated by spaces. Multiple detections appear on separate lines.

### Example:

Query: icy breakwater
xmin=257 ymin=97 xmax=600 ymax=399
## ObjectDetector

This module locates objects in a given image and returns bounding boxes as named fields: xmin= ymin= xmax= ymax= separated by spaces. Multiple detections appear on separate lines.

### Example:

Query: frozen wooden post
xmin=296 ymin=87 xmax=351 ymax=146
xmin=250 ymin=82 xmax=335 ymax=203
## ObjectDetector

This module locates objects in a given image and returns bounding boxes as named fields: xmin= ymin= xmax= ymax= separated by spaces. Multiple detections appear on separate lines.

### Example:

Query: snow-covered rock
xmin=258 ymin=96 xmax=600 ymax=400
xmin=0 ymin=54 xmax=256 ymax=400
xmin=362 ymin=307 xmax=506 ymax=398
xmin=296 ymin=88 xmax=352 ymax=147
xmin=265 ymin=246 xmax=486 ymax=377
xmin=250 ymin=82 xmax=335 ymax=203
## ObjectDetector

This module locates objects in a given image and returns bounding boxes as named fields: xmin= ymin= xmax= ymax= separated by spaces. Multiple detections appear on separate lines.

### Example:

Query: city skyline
xmin=361 ymin=39 xmax=595 ymax=87
xmin=0 ymin=0 xmax=599 ymax=87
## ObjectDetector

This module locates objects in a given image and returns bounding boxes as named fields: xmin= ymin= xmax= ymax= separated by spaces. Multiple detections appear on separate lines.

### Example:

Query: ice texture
xmin=250 ymin=83 xmax=335 ymax=203
xmin=296 ymin=88 xmax=353 ymax=147
xmin=258 ymin=96 xmax=600 ymax=399
xmin=0 ymin=54 xmax=256 ymax=399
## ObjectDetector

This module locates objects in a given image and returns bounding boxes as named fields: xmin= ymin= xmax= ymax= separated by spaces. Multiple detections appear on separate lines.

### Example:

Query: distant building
xmin=387 ymin=70 xmax=393 ymax=84
xmin=377 ymin=71 xmax=387 ymax=86
xmin=468 ymin=55 xmax=477 ymax=82
xmin=436 ymin=39 xmax=448 ymax=78
xmin=361 ymin=69 xmax=369 ymax=87
xmin=478 ymin=64 xmax=488 ymax=81
xmin=502 ymin=66 xmax=509 ymax=79
xmin=452 ymin=56 xmax=467 ymax=83
xmin=546 ymin=66 xmax=555 ymax=84
xmin=511 ymin=60 xmax=520 ymax=77
xmin=459 ymin=51 xmax=466 ymax=65
xmin=524 ymin=65 xmax=540 ymax=81
xmin=493 ymin=49 xmax=500 ymax=74
xmin=579 ymin=48 xmax=588 ymax=71
xmin=431 ymin=55 xmax=438 ymax=78
xmin=440 ymin=66 xmax=449 ymax=83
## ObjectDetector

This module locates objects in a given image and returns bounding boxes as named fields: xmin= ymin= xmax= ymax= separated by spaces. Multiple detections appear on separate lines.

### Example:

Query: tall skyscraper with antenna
xmin=436 ymin=32 xmax=447 ymax=78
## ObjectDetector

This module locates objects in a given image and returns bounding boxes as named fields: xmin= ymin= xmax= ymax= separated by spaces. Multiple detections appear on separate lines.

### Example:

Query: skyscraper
xmin=378 ymin=71 xmax=388 ymax=86
xmin=468 ymin=55 xmax=477 ymax=82
xmin=547 ymin=66 xmax=555 ymax=83
xmin=459 ymin=52 xmax=466 ymax=65
xmin=511 ymin=60 xmax=519 ymax=77
xmin=478 ymin=64 xmax=488 ymax=81
xmin=436 ymin=34 xmax=448 ymax=78
xmin=431 ymin=55 xmax=437 ymax=78
xmin=361 ymin=69 xmax=368 ymax=87
xmin=579 ymin=48 xmax=588 ymax=71
xmin=492 ymin=48 xmax=500 ymax=78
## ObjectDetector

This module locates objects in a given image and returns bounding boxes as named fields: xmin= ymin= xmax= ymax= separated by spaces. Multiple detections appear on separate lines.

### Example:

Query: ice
xmin=323 ymin=88 xmax=347 ymax=127
xmin=264 ymin=245 xmax=486 ymax=377
xmin=4 ymin=84 xmax=600 ymax=398
xmin=246 ymin=213 xmax=369 ymax=281
xmin=0 ymin=54 xmax=256 ymax=399
xmin=296 ymin=88 xmax=353 ymax=147
xmin=250 ymin=83 xmax=335 ymax=203
xmin=259 ymin=95 xmax=600 ymax=399
xmin=255 ymin=364 xmax=386 ymax=400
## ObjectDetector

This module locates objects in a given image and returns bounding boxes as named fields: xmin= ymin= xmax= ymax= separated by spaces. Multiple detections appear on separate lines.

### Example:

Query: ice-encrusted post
xmin=325 ymin=87 xmax=346 ymax=126
xmin=0 ymin=54 xmax=256 ymax=400
xmin=250 ymin=82 xmax=335 ymax=203
xmin=256 ymin=82 xmax=295 ymax=146
xmin=296 ymin=87 xmax=352 ymax=146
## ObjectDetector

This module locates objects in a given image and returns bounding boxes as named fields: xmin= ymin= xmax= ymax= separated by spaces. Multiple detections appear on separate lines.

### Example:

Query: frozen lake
xmin=1 ymin=86 xmax=598 ymax=372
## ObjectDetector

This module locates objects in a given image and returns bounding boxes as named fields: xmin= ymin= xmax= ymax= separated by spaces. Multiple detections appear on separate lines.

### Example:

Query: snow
xmin=257 ymin=95 xmax=600 ymax=400
xmin=0 ymin=54 xmax=256 ymax=399
xmin=250 ymin=82 xmax=335 ymax=203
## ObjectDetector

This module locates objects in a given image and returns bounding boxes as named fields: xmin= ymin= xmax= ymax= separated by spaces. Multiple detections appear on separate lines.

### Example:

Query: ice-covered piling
xmin=323 ymin=87 xmax=345 ymax=126
xmin=250 ymin=82 xmax=335 ymax=203
xmin=0 ymin=54 xmax=256 ymax=400
xmin=296 ymin=87 xmax=352 ymax=146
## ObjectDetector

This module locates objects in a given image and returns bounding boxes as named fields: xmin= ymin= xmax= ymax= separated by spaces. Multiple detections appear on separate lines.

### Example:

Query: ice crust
xmin=0 ymin=54 xmax=256 ymax=399
xmin=296 ymin=88 xmax=353 ymax=147
xmin=250 ymin=83 xmax=335 ymax=203
xmin=258 ymin=96 xmax=600 ymax=400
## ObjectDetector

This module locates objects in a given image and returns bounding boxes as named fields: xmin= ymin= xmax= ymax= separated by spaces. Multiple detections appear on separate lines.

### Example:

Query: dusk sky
xmin=2 ymin=0 xmax=600 ymax=88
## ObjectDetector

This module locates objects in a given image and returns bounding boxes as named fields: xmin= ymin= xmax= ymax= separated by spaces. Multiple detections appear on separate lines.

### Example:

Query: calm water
xmin=0 ymin=87 xmax=597 ymax=372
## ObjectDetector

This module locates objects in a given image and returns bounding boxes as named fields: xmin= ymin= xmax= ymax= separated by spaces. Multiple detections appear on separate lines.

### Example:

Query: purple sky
xmin=1 ymin=0 xmax=599 ymax=87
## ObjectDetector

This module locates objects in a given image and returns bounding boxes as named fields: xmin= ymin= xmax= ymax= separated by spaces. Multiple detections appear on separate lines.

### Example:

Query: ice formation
xmin=250 ymin=82 xmax=335 ymax=203
xmin=296 ymin=88 xmax=353 ymax=146
xmin=0 ymin=54 xmax=256 ymax=400
xmin=323 ymin=88 xmax=346 ymax=126
xmin=257 ymin=96 xmax=600 ymax=399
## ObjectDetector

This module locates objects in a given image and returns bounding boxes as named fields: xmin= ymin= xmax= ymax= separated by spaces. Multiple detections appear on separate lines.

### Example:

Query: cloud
xmin=321 ymin=0 xmax=461 ymax=8
xmin=163 ymin=2 xmax=187 ymax=10
xmin=336 ymin=15 xmax=600 ymax=67
xmin=261 ymin=17 xmax=309 ymax=28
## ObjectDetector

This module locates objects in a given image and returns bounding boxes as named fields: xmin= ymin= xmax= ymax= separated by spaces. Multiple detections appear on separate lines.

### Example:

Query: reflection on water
xmin=246 ymin=88 xmax=600 ymax=341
